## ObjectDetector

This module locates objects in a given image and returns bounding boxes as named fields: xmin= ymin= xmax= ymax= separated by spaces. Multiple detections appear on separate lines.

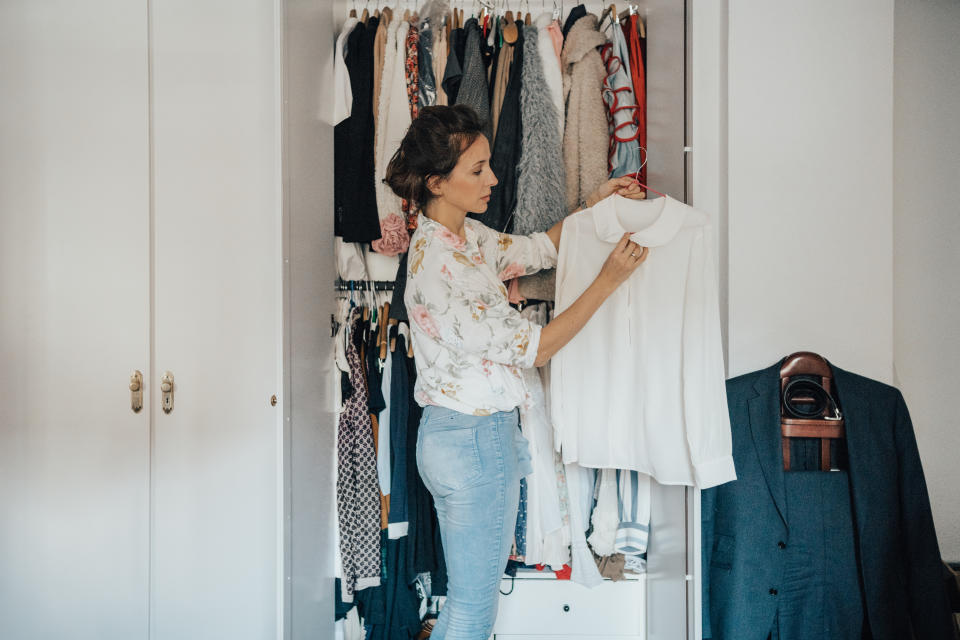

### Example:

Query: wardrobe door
xmin=148 ymin=1 xmax=283 ymax=638
xmin=0 ymin=2 xmax=151 ymax=639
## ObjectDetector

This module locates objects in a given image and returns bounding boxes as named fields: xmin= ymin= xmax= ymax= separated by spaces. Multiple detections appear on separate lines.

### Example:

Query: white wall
xmin=727 ymin=0 xmax=895 ymax=382
xmin=892 ymin=0 xmax=960 ymax=562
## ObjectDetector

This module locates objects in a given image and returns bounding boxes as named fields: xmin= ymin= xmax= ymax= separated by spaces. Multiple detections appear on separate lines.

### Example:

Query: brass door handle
xmin=161 ymin=371 xmax=175 ymax=414
xmin=130 ymin=370 xmax=143 ymax=413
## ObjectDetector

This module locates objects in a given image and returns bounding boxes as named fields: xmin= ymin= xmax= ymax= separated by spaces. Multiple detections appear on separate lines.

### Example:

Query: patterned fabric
xmin=336 ymin=309 xmax=383 ymax=601
xmin=404 ymin=213 xmax=557 ymax=415
xmin=405 ymin=24 xmax=420 ymax=120
xmin=600 ymin=26 xmax=642 ymax=178
xmin=403 ymin=24 xmax=420 ymax=231
xmin=623 ymin=15 xmax=647 ymax=185
xmin=615 ymin=469 xmax=651 ymax=555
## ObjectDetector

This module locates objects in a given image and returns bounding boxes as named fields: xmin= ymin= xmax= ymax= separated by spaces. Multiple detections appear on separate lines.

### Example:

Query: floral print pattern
xmin=405 ymin=25 xmax=420 ymax=120
xmin=404 ymin=214 xmax=558 ymax=415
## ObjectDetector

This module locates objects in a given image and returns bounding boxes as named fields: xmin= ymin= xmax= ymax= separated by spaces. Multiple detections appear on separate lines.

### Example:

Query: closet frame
xmin=284 ymin=1 xmax=726 ymax=638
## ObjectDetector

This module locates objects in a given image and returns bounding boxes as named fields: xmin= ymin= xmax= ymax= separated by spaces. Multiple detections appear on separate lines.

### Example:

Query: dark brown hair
xmin=384 ymin=105 xmax=485 ymax=209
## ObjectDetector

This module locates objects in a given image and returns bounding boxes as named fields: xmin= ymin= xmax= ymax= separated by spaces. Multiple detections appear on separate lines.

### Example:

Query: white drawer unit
xmin=493 ymin=577 xmax=647 ymax=637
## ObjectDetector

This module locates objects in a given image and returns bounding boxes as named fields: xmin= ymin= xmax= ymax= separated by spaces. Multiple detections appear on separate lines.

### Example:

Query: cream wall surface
xmin=727 ymin=0 xmax=895 ymax=382
xmin=893 ymin=0 xmax=960 ymax=562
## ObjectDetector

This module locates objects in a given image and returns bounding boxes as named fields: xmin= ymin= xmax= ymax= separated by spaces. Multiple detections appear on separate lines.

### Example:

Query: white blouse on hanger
xmin=552 ymin=195 xmax=736 ymax=489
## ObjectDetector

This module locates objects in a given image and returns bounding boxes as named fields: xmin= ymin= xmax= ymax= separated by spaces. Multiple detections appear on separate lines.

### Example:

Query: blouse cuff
xmin=530 ymin=231 xmax=559 ymax=269
xmin=519 ymin=322 xmax=543 ymax=369
xmin=693 ymin=456 xmax=737 ymax=489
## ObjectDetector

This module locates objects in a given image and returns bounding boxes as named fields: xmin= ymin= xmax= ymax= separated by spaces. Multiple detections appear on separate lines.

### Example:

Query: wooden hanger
xmin=388 ymin=318 xmax=399 ymax=353
xmin=780 ymin=351 xmax=846 ymax=471
xmin=360 ymin=6 xmax=369 ymax=23
xmin=502 ymin=11 xmax=518 ymax=44
xmin=598 ymin=3 xmax=617 ymax=32
xmin=378 ymin=302 xmax=391 ymax=360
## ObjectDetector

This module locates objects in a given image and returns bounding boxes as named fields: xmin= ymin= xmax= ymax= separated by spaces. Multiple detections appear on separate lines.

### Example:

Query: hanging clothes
xmin=433 ymin=25 xmax=448 ymax=105
xmin=552 ymin=195 xmax=735 ymax=486
xmin=518 ymin=305 xmax=569 ymax=570
xmin=387 ymin=328 xmax=411 ymax=539
xmin=615 ymin=469 xmax=651 ymax=556
xmin=371 ymin=19 xmax=411 ymax=260
xmin=378 ymin=348 xmax=393 ymax=498
xmin=405 ymin=23 xmax=420 ymax=120
xmin=489 ymin=36 xmax=514 ymax=142
xmin=335 ymin=237 xmax=369 ymax=281
xmin=354 ymin=535 xmax=422 ymax=640
xmin=564 ymin=462 xmax=604 ymax=587
xmin=403 ymin=349 xmax=448 ymax=595
xmin=535 ymin=13 xmax=565 ymax=138
xmin=364 ymin=318 xmax=390 ymax=531
xmin=623 ymin=14 xmax=647 ymax=185
xmin=332 ymin=16 xmax=359 ymax=126
xmin=513 ymin=25 xmax=566 ymax=236
xmin=335 ymin=19 xmax=383 ymax=243
xmin=455 ymin=18 xmax=492 ymax=141
xmin=562 ymin=3 xmax=587 ymax=39
xmin=336 ymin=309 xmax=383 ymax=602
xmin=561 ymin=14 xmax=609 ymax=212
xmin=418 ymin=18 xmax=437 ymax=108
xmin=441 ymin=23 xmax=464 ymax=103
xmin=587 ymin=468 xmax=620 ymax=556
xmin=371 ymin=10 xmax=391 ymax=128
xmin=471 ymin=28 xmax=523 ymax=232
xmin=601 ymin=22 xmax=642 ymax=178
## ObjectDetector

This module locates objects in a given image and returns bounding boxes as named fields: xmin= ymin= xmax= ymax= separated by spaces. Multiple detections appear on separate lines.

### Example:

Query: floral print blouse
xmin=405 ymin=213 xmax=558 ymax=415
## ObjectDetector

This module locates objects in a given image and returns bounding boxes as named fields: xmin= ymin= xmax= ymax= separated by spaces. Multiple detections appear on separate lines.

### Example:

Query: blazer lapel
xmin=748 ymin=363 xmax=788 ymax=527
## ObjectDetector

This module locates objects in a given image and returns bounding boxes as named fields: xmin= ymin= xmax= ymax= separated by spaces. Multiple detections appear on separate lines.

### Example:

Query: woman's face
xmin=431 ymin=135 xmax=499 ymax=214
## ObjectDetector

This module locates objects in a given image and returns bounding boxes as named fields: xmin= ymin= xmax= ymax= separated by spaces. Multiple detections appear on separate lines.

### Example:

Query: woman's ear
xmin=426 ymin=174 xmax=444 ymax=198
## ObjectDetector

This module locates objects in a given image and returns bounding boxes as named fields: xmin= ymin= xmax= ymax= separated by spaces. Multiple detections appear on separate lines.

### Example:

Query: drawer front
xmin=492 ymin=577 xmax=646 ymax=636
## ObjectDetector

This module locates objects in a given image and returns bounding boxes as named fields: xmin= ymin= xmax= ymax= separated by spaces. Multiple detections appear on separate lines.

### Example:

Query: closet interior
xmin=328 ymin=1 xmax=695 ymax=638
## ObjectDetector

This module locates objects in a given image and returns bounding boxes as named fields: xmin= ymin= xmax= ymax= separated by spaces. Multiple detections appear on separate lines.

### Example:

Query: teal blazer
xmin=702 ymin=360 xmax=954 ymax=639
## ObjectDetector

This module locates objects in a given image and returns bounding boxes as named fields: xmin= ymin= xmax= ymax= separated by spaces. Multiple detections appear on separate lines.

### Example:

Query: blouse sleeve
xmin=474 ymin=223 xmax=558 ymax=281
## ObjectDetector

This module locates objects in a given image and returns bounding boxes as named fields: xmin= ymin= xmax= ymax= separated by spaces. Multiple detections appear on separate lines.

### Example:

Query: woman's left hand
xmin=585 ymin=176 xmax=646 ymax=209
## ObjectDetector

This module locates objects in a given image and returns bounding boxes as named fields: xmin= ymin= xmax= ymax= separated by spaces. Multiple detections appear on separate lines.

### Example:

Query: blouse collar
xmin=591 ymin=194 xmax=686 ymax=247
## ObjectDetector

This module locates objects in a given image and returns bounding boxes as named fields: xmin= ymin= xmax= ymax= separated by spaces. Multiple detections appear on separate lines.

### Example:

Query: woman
xmin=385 ymin=105 xmax=648 ymax=639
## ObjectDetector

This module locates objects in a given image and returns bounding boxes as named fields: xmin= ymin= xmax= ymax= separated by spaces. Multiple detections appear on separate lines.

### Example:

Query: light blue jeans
xmin=416 ymin=405 xmax=532 ymax=640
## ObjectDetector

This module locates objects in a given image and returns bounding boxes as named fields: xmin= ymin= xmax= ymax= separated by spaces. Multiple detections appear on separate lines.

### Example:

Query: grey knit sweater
xmin=455 ymin=18 xmax=492 ymax=141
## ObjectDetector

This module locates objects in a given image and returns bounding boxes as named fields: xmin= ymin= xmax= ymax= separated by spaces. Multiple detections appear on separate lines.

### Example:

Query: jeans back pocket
xmin=417 ymin=425 xmax=483 ymax=498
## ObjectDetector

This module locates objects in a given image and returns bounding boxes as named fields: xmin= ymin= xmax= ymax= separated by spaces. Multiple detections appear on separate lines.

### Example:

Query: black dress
xmin=334 ymin=19 xmax=382 ymax=243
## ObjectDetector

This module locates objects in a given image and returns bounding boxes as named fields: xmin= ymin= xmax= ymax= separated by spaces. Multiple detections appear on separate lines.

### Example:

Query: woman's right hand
xmin=597 ymin=233 xmax=648 ymax=290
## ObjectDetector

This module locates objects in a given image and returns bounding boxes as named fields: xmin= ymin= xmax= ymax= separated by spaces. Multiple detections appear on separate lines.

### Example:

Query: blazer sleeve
xmin=894 ymin=391 xmax=956 ymax=638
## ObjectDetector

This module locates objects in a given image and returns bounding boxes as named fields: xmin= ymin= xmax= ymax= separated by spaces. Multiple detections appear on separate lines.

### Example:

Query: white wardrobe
xmin=0 ymin=1 xmax=726 ymax=639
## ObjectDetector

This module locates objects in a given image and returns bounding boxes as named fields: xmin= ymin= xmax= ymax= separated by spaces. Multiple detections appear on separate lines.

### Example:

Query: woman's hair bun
xmin=385 ymin=105 xmax=485 ymax=209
